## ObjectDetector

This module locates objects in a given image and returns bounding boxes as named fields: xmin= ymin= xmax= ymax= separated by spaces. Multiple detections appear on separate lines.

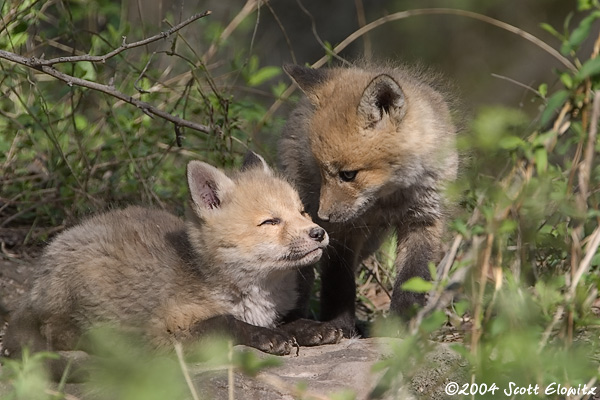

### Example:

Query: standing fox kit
xmin=3 ymin=154 xmax=341 ymax=377
xmin=279 ymin=64 xmax=458 ymax=335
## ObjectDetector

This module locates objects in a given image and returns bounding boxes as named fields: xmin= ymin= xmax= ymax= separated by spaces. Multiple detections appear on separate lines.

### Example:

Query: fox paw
xmin=249 ymin=328 xmax=297 ymax=355
xmin=280 ymin=319 xmax=344 ymax=346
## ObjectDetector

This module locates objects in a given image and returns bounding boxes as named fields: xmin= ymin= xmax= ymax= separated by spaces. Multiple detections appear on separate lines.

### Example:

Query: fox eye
xmin=339 ymin=170 xmax=358 ymax=182
xmin=259 ymin=218 xmax=281 ymax=226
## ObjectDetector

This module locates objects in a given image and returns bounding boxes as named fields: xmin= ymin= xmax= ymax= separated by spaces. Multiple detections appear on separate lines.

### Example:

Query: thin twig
xmin=228 ymin=341 xmax=234 ymax=400
xmin=354 ymin=0 xmax=372 ymax=61
xmin=0 ymin=49 xmax=211 ymax=134
xmin=134 ymin=52 xmax=156 ymax=93
xmin=325 ymin=8 xmax=576 ymax=72
xmin=203 ymin=0 xmax=258 ymax=62
xmin=491 ymin=73 xmax=541 ymax=97
xmin=259 ymin=7 xmax=576 ymax=129
xmin=571 ymin=225 xmax=600 ymax=297
xmin=28 ymin=11 xmax=211 ymax=67
xmin=264 ymin=1 xmax=297 ymax=64
xmin=470 ymin=233 xmax=494 ymax=355
xmin=538 ymin=305 xmax=565 ymax=352
xmin=577 ymin=91 xmax=600 ymax=213
xmin=174 ymin=342 xmax=200 ymax=400
xmin=295 ymin=0 xmax=350 ymax=66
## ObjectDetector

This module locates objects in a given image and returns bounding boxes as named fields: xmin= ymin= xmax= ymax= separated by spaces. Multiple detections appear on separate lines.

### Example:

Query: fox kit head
xmin=284 ymin=64 xmax=457 ymax=223
xmin=185 ymin=153 xmax=328 ymax=278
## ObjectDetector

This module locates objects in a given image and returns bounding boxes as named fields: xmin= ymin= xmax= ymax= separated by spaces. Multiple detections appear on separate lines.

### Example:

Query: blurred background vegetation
xmin=2 ymin=0 xmax=600 ymax=399
xmin=0 ymin=0 xmax=589 ymax=233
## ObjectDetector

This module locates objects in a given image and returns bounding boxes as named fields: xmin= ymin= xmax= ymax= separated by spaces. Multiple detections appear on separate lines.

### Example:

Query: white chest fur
xmin=231 ymin=271 xmax=298 ymax=328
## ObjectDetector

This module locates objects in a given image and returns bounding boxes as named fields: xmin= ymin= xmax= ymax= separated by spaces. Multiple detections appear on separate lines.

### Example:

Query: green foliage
xmin=3 ymin=1 xmax=600 ymax=399
xmin=1 ymin=349 xmax=58 ymax=400
xmin=371 ymin=5 xmax=600 ymax=399
xmin=0 ymin=0 xmax=284 ymax=235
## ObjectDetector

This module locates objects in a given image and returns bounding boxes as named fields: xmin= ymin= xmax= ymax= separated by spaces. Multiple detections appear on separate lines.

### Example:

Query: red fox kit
xmin=3 ymin=153 xmax=341 ymax=379
xmin=279 ymin=64 xmax=458 ymax=336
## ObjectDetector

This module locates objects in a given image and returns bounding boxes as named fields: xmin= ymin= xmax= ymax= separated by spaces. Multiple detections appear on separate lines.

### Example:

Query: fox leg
xmin=189 ymin=315 xmax=296 ymax=355
xmin=390 ymin=218 xmax=444 ymax=318
xmin=3 ymin=305 xmax=88 ymax=382
xmin=319 ymin=238 xmax=361 ymax=337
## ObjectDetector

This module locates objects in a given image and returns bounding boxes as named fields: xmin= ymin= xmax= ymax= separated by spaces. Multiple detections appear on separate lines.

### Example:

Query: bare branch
xmin=27 ymin=11 xmax=211 ymax=67
xmin=0 ymin=49 xmax=211 ymax=134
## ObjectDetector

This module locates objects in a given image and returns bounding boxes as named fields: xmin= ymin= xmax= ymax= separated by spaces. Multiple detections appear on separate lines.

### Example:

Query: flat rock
xmin=191 ymin=337 xmax=464 ymax=400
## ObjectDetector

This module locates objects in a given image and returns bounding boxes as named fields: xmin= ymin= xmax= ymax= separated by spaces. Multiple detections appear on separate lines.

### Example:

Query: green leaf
xmin=538 ymin=83 xmax=548 ymax=98
xmin=561 ymin=11 xmax=600 ymax=55
xmin=540 ymin=90 xmax=569 ymax=126
xmin=454 ymin=299 xmax=470 ymax=316
xmin=498 ymin=219 xmax=518 ymax=234
xmin=532 ymin=130 xmax=558 ymax=147
xmin=75 ymin=61 xmax=97 ymax=81
xmin=535 ymin=147 xmax=548 ymax=173
xmin=539 ymin=23 xmax=562 ymax=40
xmin=578 ymin=0 xmax=593 ymax=10
xmin=498 ymin=135 xmax=525 ymax=150
xmin=575 ymin=57 xmax=600 ymax=81
xmin=428 ymin=262 xmax=437 ymax=281
xmin=420 ymin=309 xmax=447 ymax=333
xmin=247 ymin=66 xmax=281 ymax=87
xmin=451 ymin=219 xmax=469 ymax=237
xmin=560 ymin=73 xmax=574 ymax=88
xmin=401 ymin=277 xmax=433 ymax=293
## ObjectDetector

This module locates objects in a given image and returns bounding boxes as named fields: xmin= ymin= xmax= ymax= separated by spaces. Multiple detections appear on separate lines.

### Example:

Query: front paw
xmin=280 ymin=319 xmax=344 ymax=346
xmin=247 ymin=328 xmax=296 ymax=355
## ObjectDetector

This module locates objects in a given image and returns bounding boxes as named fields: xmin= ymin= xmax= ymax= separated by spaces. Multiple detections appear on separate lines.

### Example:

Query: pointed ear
xmin=241 ymin=151 xmax=271 ymax=175
xmin=186 ymin=161 xmax=235 ymax=212
xmin=284 ymin=64 xmax=329 ymax=105
xmin=358 ymin=74 xmax=406 ymax=128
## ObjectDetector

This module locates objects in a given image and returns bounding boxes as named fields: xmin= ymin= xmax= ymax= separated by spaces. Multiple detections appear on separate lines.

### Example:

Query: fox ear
xmin=187 ymin=161 xmax=235 ymax=212
xmin=284 ymin=64 xmax=329 ymax=105
xmin=241 ymin=151 xmax=271 ymax=175
xmin=358 ymin=74 xmax=406 ymax=128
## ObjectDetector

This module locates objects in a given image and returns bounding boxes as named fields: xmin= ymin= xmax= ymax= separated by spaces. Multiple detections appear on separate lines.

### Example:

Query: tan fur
xmin=279 ymin=63 xmax=458 ymax=328
xmin=3 ymin=160 xmax=328 ymax=355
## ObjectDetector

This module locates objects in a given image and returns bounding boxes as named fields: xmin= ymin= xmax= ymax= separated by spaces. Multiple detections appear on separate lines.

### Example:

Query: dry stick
xmin=203 ymin=0 xmax=259 ymax=63
xmin=354 ymin=0 xmax=371 ymax=61
xmin=565 ymin=90 xmax=600 ymax=342
xmin=258 ymin=7 xmax=576 ymax=129
xmin=470 ymin=233 xmax=494 ymax=355
xmin=572 ymin=223 xmax=600 ymax=298
xmin=174 ymin=342 xmax=201 ymax=400
xmin=576 ymin=90 xmax=600 ymax=221
xmin=227 ymin=341 xmax=234 ymax=400
xmin=538 ymin=305 xmax=565 ymax=352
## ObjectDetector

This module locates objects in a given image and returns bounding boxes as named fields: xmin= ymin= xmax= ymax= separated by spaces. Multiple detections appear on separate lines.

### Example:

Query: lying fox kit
xmin=279 ymin=64 xmax=458 ymax=336
xmin=3 ymin=153 xmax=341 ymax=380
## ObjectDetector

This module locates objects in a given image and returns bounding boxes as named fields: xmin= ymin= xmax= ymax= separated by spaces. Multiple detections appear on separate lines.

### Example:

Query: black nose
xmin=309 ymin=227 xmax=326 ymax=242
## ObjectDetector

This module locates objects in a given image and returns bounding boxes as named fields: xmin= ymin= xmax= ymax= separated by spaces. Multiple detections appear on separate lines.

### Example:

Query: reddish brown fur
xmin=279 ymin=63 xmax=458 ymax=333
xmin=3 ymin=158 xmax=331 ymax=365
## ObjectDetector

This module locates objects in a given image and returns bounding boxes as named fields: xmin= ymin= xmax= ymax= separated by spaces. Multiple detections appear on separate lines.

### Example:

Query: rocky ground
xmin=0 ymin=244 xmax=465 ymax=399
